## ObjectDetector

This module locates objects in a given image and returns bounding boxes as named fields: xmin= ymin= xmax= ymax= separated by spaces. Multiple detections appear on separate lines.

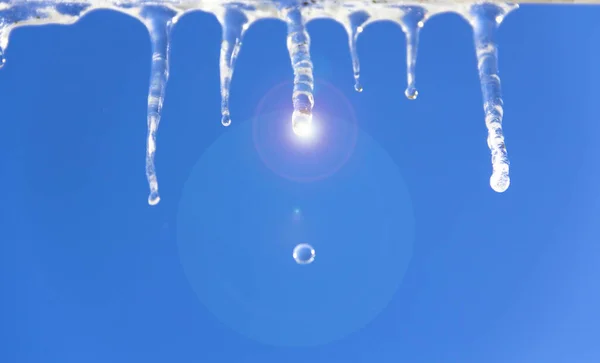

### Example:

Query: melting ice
xmin=0 ymin=0 xmax=517 ymax=204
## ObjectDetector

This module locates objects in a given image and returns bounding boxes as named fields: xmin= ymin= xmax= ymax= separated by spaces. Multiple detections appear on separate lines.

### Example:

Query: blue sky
xmin=2 ymin=4 xmax=600 ymax=363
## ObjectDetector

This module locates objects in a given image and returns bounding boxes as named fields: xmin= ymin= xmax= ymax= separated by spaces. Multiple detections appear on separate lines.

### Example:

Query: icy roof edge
xmin=0 ymin=1 xmax=506 ymax=49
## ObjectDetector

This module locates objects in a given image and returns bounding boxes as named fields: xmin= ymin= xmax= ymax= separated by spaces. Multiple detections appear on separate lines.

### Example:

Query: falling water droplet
xmin=468 ymin=4 xmax=515 ymax=193
xmin=141 ymin=6 xmax=179 ymax=206
xmin=400 ymin=6 xmax=427 ymax=100
xmin=345 ymin=11 xmax=369 ymax=93
xmin=284 ymin=6 xmax=315 ymax=136
xmin=218 ymin=7 xmax=250 ymax=127
xmin=293 ymin=243 xmax=316 ymax=265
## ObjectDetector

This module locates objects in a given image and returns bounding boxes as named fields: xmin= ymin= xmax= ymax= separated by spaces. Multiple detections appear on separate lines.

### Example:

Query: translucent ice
xmin=141 ymin=6 xmax=179 ymax=206
xmin=217 ymin=7 xmax=252 ymax=127
xmin=283 ymin=5 xmax=315 ymax=137
xmin=0 ymin=0 xmax=521 ymax=204
xmin=344 ymin=10 xmax=369 ymax=92
xmin=467 ymin=3 xmax=515 ymax=193
xmin=399 ymin=6 xmax=427 ymax=100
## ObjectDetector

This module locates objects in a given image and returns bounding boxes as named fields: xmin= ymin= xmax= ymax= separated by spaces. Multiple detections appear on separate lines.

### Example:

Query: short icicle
xmin=399 ymin=6 xmax=427 ymax=100
xmin=0 ymin=28 xmax=9 ymax=68
xmin=469 ymin=4 xmax=514 ymax=193
xmin=283 ymin=6 xmax=314 ymax=137
xmin=141 ymin=7 xmax=178 ymax=206
xmin=345 ymin=11 xmax=370 ymax=92
xmin=0 ymin=47 xmax=5 ymax=68
xmin=217 ymin=7 xmax=250 ymax=127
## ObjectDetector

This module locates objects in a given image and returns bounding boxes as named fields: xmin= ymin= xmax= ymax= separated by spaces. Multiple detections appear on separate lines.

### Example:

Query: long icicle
xmin=283 ymin=6 xmax=314 ymax=137
xmin=399 ymin=6 xmax=426 ymax=100
xmin=469 ymin=4 xmax=511 ymax=193
xmin=142 ymin=7 xmax=178 ymax=206
xmin=218 ymin=7 xmax=249 ymax=127
xmin=345 ymin=11 xmax=369 ymax=92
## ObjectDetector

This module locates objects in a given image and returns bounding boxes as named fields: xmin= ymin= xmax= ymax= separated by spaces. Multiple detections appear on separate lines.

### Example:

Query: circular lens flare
xmin=253 ymin=80 xmax=358 ymax=183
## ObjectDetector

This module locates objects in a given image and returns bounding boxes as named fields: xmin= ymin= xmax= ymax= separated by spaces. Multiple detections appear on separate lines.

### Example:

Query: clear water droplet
xmin=354 ymin=81 xmax=363 ymax=92
xmin=221 ymin=114 xmax=231 ymax=127
xmin=148 ymin=191 xmax=161 ymax=206
xmin=293 ymin=243 xmax=315 ymax=265
xmin=405 ymin=87 xmax=418 ymax=100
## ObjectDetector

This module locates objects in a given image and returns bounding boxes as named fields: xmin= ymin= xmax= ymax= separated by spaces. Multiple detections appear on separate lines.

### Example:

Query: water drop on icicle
xmin=468 ymin=4 xmax=515 ymax=193
xmin=141 ymin=7 xmax=178 ymax=206
xmin=399 ymin=7 xmax=427 ymax=100
xmin=284 ymin=6 xmax=315 ymax=137
xmin=218 ymin=7 xmax=250 ymax=127
xmin=345 ymin=11 xmax=369 ymax=93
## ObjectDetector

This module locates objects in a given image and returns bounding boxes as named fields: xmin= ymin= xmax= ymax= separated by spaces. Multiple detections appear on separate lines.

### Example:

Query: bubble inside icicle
xmin=345 ymin=11 xmax=370 ymax=93
xmin=468 ymin=4 xmax=516 ymax=193
xmin=142 ymin=6 xmax=178 ymax=206
xmin=218 ymin=7 xmax=250 ymax=127
xmin=399 ymin=6 xmax=426 ymax=100
xmin=283 ymin=6 xmax=315 ymax=137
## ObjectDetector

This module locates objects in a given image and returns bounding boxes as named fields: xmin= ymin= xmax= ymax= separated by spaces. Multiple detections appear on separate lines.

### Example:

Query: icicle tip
xmin=292 ymin=110 xmax=313 ymax=138
xmin=148 ymin=191 xmax=161 ymax=206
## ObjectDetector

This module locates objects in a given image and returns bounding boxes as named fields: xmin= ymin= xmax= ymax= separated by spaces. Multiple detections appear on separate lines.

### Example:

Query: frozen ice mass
xmin=0 ymin=0 xmax=518 ymax=204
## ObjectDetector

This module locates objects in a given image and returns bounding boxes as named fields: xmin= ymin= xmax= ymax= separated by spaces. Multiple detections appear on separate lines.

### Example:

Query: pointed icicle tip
xmin=218 ymin=7 xmax=250 ymax=127
xmin=346 ymin=11 xmax=369 ymax=93
xmin=141 ymin=6 xmax=179 ymax=206
xmin=400 ymin=7 xmax=426 ymax=100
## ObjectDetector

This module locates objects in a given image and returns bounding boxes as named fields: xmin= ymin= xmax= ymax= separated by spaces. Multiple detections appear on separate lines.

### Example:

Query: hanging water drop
xmin=468 ymin=4 xmax=516 ymax=193
xmin=217 ymin=7 xmax=250 ymax=127
xmin=141 ymin=6 xmax=179 ymax=206
xmin=283 ymin=6 xmax=315 ymax=137
xmin=345 ymin=11 xmax=370 ymax=93
xmin=399 ymin=6 xmax=427 ymax=100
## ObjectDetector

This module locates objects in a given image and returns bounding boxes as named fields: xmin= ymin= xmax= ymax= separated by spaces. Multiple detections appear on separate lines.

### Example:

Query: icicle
xmin=141 ymin=7 xmax=178 ymax=206
xmin=0 ymin=29 xmax=9 ymax=68
xmin=345 ymin=11 xmax=369 ymax=92
xmin=399 ymin=6 xmax=426 ymax=100
xmin=468 ymin=4 xmax=512 ymax=193
xmin=283 ymin=6 xmax=314 ymax=137
xmin=217 ymin=7 xmax=250 ymax=127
